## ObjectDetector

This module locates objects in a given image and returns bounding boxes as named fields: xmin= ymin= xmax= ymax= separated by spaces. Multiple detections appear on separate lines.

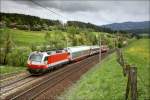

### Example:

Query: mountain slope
xmin=102 ymin=21 xmax=150 ymax=34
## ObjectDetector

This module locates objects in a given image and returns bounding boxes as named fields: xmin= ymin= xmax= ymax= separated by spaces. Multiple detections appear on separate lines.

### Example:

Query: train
xmin=27 ymin=45 xmax=109 ymax=75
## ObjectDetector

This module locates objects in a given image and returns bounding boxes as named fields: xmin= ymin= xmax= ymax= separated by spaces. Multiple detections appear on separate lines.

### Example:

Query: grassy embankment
xmin=58 ymin=39 xmax=150 ymax=100
xmin=0 ymin=65 xmax=26 ymax=74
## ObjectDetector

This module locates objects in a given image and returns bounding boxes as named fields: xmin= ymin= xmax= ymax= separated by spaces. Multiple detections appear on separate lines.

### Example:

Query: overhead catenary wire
xmin=30 ymin=0 xmax=70 ymax=21
xmin=30 ymin=0 xmax=70 ymax=48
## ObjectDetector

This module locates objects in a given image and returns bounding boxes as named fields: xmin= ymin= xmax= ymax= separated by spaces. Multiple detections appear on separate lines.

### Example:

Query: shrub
xmin=16 ymin=25 xmax=29 ymax=30
xmin=30 ymin=43 xmax=37 ymax=51
xmin=6 ymin=47 xmax=31 ymax=67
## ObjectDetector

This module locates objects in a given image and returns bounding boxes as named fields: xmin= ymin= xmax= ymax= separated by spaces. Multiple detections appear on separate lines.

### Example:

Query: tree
xmin=44 ymin=31 xmax=66 ymax=50
xmin=1 ymin=28 xmax=14 ymax=64
xmin=67 ymin=26 xmax=80 ymax=46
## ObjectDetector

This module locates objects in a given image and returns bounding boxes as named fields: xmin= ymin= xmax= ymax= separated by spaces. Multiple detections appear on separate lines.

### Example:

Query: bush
xmin=31 ymin=25 xmax=42 ymax=31
xmin=6 ymin=47 xmax=31 ymax=67
xmin=30 ymin=43 xmax=37 ymax=51
xmin=16 ymin=25 xmax=29 ymax=30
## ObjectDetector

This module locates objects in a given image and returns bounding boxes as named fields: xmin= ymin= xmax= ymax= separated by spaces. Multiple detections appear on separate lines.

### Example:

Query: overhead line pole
xmin=99 ymin=32 xmax=101 ymax=62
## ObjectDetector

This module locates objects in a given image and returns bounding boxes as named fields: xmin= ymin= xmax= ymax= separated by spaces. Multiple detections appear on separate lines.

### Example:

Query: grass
xmin=58 ymin=39 xmax=150 ymax=100
xmin=124 ymin=39 xmax=150 ymax=99
xmin=0 ymin=29 xmax=69 ymax=46
xmin=0 ymin=28 xmax=116 ymax=47
xmin=8 ymin=29 xmax=45 ymax=46
xmin=0 ymin=65 xmax=26 ymax=74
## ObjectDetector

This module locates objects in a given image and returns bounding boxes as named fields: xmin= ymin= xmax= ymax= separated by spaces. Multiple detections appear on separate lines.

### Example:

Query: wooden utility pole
xmin=99 ymin=33 xmax=101 ymax=62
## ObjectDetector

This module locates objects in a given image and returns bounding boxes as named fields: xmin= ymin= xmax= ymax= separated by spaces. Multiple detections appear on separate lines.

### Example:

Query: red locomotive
xmin=27 ymin=45 xmax=108 ymax=75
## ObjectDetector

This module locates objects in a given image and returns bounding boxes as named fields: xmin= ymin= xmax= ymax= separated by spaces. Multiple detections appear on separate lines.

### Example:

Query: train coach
xmin=27 ymin=45 xmax=108 ymax=75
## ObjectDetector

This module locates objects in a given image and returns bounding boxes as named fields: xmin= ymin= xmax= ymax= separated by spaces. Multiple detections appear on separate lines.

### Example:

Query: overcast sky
xmin=0 ymin=0 xmax=150 ymax=25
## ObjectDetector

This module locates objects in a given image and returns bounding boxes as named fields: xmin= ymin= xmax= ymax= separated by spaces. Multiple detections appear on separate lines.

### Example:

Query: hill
xmin=102 ymin=21 xmax=150 ymax=34
xmin=0 ymin=12 xmax=114 ymax=33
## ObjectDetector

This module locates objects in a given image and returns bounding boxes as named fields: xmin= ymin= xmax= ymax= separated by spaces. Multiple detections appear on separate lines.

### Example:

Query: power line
xmin=30 ymin=0 xmax=70 ymax=21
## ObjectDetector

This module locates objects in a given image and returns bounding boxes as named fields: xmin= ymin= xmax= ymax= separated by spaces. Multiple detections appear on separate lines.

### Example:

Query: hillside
xmin=102 ymin=21 xmax=150 ymax=34
xmin=0 ymin=12 xmax=114 ymax=33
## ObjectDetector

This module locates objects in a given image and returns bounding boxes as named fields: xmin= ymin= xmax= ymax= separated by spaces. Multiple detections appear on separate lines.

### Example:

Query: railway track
xmin=35 ymin=55 xmax=101 ymax=100
xmin=0 ymin=71 xmax=28 ymax=81
xmin=0 ymin=51 xmax=112 ymax=100
xmin=0 ymin=73 xmax=31 ymax=88
xmin=0 ymin=75 xmax=33 ymax=95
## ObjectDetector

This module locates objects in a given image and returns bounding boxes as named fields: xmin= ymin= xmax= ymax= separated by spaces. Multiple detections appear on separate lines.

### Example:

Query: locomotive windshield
xmin=29 ymin=53 xmax=43 ymax=62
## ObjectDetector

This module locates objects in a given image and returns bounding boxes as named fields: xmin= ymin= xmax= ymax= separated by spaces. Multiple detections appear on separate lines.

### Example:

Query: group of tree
xmin=67 ymin=21 xmax=115 ymax=33
xmin=0 ymin=28 xmax=31 ymax=67
xmin=0 ymin=12 xmax=61 ymax=31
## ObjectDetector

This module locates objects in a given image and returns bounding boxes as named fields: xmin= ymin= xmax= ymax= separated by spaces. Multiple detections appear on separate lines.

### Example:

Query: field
xmin=0 ymin=29 xmax=45 ymax=46
xmin=58 ymin=39 xmax=150 ymax=100
xmin=10 ymin=29 xmax=46 ymax=46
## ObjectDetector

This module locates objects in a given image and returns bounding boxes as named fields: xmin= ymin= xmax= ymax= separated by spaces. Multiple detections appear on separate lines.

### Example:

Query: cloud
xmin=0 ymin=0 xmax=149 ymax=25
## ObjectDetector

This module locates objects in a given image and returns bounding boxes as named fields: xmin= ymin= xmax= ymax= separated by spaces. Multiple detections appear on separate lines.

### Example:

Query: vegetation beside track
xmin=0 ymin=65 xmax=26 ymax=74
xmin=58 ymin=39 xmax=150 ymax=100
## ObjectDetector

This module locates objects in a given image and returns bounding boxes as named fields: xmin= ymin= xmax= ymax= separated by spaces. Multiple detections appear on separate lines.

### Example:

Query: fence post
xmin=129 ymin=67 xmax=137 ymax=100
xmin=116 ymin=49 xmax=137 ymax=100
xmin=125 ymin=74 xmax=130 ymax=100
xmin=116 ymin=48 xmax=126 ymax=76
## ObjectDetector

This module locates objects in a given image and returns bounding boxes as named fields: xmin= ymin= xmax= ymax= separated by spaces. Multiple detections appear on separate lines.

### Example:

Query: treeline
xmin=67 ymin=21 xmax=114 ymax=33
xmin=0 ymin=12 xmax=61 ymax=31
xmin=0 ymin=12 xmax=118 ymax=34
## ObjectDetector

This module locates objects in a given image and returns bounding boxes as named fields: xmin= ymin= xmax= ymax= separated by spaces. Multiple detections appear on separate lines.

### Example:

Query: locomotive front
xmin=27 ymin=52 xmax=48 ymax=74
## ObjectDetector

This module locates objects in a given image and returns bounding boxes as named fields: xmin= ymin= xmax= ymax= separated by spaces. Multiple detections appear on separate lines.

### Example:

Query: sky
xmin=0 ymin=0 xmax=150 ymax=25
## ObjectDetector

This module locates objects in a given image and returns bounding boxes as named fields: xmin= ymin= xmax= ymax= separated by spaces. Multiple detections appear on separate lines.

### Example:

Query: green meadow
xmin=0 ymin=65 xmax=26 ymax=74
xmin=1 ymin=29 xmax=45 ymax=46
xmin=58 ymin=39 xmax=150 ymax=100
